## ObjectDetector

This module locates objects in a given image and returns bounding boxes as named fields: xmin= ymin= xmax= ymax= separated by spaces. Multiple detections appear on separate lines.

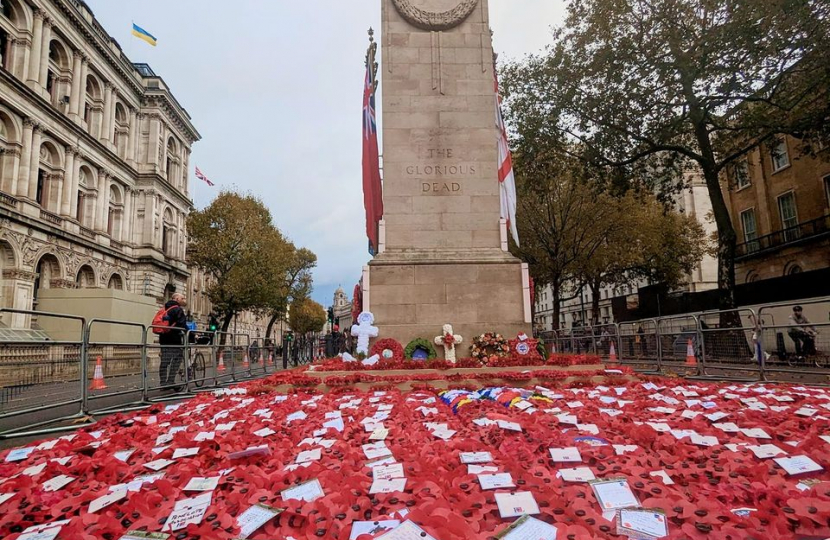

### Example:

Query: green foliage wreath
xmin=404 ymin=338 xmax=438 ymax=360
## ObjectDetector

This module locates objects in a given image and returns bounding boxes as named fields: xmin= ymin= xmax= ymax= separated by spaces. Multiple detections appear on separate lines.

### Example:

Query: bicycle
xmin=175 ymin=350 xmax=206 ymax=388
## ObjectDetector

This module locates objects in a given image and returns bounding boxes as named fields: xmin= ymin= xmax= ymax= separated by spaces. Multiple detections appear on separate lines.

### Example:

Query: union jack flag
xmin=194 ymin=166 xmax=215 ymax=187
xmin=362 ymin=52 xmax=383 ymax=255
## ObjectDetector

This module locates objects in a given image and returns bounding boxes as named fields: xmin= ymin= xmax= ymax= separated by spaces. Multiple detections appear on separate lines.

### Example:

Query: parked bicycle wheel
xmin=192 ymin=352 xmax=206 ymax=388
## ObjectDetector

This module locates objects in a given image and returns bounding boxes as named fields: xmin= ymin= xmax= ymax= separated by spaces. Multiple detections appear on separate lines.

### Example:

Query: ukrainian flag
xmin=132 ymin=23 xmax=157 ymax=47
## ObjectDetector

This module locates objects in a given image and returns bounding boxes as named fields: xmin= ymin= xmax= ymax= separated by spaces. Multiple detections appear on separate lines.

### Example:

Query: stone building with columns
xmin=0 ymin=0 xmax=199 ymax=328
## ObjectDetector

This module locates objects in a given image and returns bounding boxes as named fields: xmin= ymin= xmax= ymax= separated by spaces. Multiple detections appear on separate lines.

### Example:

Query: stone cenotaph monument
xmin=363 ymin=0 xmax=532 ymax=348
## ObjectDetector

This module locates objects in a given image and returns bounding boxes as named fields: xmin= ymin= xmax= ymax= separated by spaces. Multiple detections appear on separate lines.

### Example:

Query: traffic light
xmin=327 ymin=307 xmax=334 ymax=324
xmin=286 ymin=331 xmax=294 ymax=343
xmin=208 ymin=315 xmax=219 ymax=332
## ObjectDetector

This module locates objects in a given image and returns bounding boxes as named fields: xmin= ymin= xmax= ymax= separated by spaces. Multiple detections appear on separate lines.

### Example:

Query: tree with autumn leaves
xmin=512 ymin=151 xmax=709 ymax=329
xmin=502 ymin=0 xmax=830 ymax=316
xmin=187 ymin=192 xmax=317 ymax=340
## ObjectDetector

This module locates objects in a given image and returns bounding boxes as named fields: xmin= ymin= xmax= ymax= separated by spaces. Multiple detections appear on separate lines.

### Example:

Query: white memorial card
xmin=477 ymin=473 xmax=515 ymax=490
xmin=235 ymin=504 xmax=284 ymax=539
xmin=495 ymin=492 xmax=541 ymax=518
xmin=281 ymin=479 xmax=324 ymax=502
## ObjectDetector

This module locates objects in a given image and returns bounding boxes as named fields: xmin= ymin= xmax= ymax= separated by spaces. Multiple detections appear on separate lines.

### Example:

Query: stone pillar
xmin=149 ymin=115 xmax=161 ymax=170
xmin=96 ymin=171 xmax=110 ymax=232
xmin=61 ymin=147 xmax=75 ymax=216
xmin=38 ymin=19 xmax=52 ymax=91
xmin=27 ymin=10 xmax=44 ymax=87
xmin=26 ymin=124 xmax=43 ymax=201
xmin=127 ymin=108 xmax=138 ymax=163
xmin=52 ymin=172 xmax=63 ymax=215
xmin=69 ymin=149 xmax=82 ymax=218
xmin=12 ymin=38 xmax=30 ymax=81
xmin=16 ymin=119 xmax=34 ymax=197
xmin=101 ymin=83 xmax=113 ymax=142
xmin=68 ymin=51 xmax=83 ymax=119
xmin=123 ymin=187 xmax=134 ymax=244
xmin=2 ymin=148 xmax=22 ymax=195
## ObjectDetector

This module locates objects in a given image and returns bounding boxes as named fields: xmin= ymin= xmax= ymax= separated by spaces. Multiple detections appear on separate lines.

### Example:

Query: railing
xmin=0 ymin=191 xmax=19 ymax=209
xmin=39 ymin=209 xmax=63 ymax=226
xmin=0 ymin=308 xmax=285 ymax=439
xmin=79 ymin=226 xmax=96 ymax=239
xmin=538 ymin=296 xmax=830 ymax=383
xmin=736 ymin=215 xmax=830 ymax=259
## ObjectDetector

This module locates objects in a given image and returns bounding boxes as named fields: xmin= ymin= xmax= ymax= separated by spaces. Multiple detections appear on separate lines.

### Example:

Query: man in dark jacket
xmin=159 ymin=293 xmax=188 ymax=389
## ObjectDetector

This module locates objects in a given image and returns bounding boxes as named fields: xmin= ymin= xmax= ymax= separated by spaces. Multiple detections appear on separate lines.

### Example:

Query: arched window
xmin=47 ymin=39 xmax=71 ymax=108
xmin=114 ymin=103 xmax=128 ymax=159
xmin=84 ymin=73 xmax=103 ymax=135
xmin=107 ymin=273 xmax=124 ymax=290
xmin=0 ymin=0 xmax=23 ymax=74
xmin=76 ymin=165 xmax=96 ymax=227
xmin=0 ymin=240 xmax=15 ymax=313
xmin=76 ymin=264 xmax=96 ymax=288
xmin=36 ymin=141 xmax=62 ymax=211
xmin=786 ymin=264 xmax=803 ymax=276
xmin=166 ymin=137 xmax=179 ymax=188
xmin=161 ymin=207 xmax=176 ymax=257
xmin=107 ymin=184 xmax=123 ymax=240
xmin=34 ymin=254 xmax=62 ymax=308
xmin=745 ymin=271 xmax=760 ymax=284
xmin=0 ymin=110 xmax=19 ymax=193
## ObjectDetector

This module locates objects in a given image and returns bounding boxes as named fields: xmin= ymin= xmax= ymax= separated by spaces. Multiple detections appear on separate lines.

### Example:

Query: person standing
xmin=158 ymin=293 xmax=188 ymax=390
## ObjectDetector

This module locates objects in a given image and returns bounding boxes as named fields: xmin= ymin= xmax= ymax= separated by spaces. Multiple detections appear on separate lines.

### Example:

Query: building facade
xmin=332 ymin=286 xmax=353 ymax=331
xmin=0 ymin=0 xmax=199 ymax=327
xmin=722 ymin=135 xmax=830 ymax=283
xmin=534 ymin=172 xmax=719 ymax=331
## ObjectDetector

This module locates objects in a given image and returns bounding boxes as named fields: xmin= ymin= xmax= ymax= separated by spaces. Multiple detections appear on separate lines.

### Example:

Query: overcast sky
xmin=86 ymin=0 xmax=566 ymax=307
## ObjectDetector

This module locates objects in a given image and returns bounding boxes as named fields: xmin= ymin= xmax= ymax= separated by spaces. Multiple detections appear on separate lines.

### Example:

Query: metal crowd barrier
xmin=618 ymin=319 xmax=660 ymax=371
xmin=0 ymin=308 xmax=285 ymax=439
xmin=0 ymin=309 xmax=90 ymax=434
xmin=757 ymin=298 xmax=830 ymax=381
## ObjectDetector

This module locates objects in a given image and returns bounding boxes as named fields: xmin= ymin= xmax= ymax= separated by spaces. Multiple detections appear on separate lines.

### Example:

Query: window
xmin=777 ymin=191 xmax=799 ymax=242
xmin=36 ymin=170 xmax=45 ymax=206
xmin=76 ymin=193 xmax=84 ymax=222
xmin=771 ymin=139 xmax=790 ymax=172
xmin=739 ymin=209 xmax=758 ymax=252
xmin=46 ymin=70 xmax=55 ymax=100
xmin=733 ymin=159 xmax=751 ymax=189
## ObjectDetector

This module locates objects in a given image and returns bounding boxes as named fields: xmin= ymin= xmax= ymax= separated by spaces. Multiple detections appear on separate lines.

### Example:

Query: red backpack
xmin=152 ymin=306 xmax=175 ymax=334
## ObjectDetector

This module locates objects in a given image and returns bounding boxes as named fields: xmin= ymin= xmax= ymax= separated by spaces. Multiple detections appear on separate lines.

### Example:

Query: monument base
xmin=367 ymin=252 xmax=531 ymax=350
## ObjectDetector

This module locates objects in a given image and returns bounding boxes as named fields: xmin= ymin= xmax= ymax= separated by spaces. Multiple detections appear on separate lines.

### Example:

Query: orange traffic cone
xmin=608 ymin=341 xmax=618 ymax=363
xmin=266 ymin=353 xmax=274 ymax=367
xmin=551 ymin=342 xmax=557 ymax=354
xmin=217 ymin=352 xmax=226 ymax=373
xmin=243 ymin=354 xmax=250 ymax=369
xmin=89 ymin=356 xmax=107 ymax=390
xmin=685 ymin=338 xmax=697 ymax=366
xmin=258 ymin=352 xmax=264 ymax=365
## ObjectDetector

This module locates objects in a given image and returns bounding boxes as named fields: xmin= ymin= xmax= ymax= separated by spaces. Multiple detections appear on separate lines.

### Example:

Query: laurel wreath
xmin=391 ymin=0 xmax=479 ymax=31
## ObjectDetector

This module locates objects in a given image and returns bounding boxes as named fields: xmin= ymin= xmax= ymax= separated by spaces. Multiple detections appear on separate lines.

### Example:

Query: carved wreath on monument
xmin=392 ymin=0 xmax=479 ymax=31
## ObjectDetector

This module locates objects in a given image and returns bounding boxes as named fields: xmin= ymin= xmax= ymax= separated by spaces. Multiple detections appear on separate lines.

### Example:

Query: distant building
xmin=534 ymin=171 xmax=718 ymax=331
xmin=0 ymin=0 xmax=199 ymax=331
xmin=722 ymin=134 xmax=830 ymax=283
xmin=332 ymin=286 xmax=353 ymax=331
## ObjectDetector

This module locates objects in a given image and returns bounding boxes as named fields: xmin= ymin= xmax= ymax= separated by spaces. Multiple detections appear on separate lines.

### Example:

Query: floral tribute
xmin=2 ymin=376 xmax=830 ymax=540
xmin=311 ymin=353 xmax=602 ymax=372
xmin=369 ymin=338 xmax=405 ymax=363
xmin=470 ymin=332 xmax=510 ymax=364
xmin=404 ymin=338 xmax=438 ymax=360
xmin=508 ymin=332 xmax=542 ymax=362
